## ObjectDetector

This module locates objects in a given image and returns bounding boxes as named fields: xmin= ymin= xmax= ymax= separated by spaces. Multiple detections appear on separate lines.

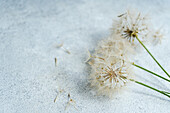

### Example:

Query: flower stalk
xmin=129 ymin=79 xmax=170 ymax=98
xmin=135 ymin=35 xmax=170 ymax=78
xmin=132 ymin=62 xmax=170 ymax=82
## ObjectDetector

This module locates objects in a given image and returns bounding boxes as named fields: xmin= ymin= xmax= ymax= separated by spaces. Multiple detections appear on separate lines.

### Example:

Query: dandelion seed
xmin=56 ymin=43 xmax=71 ymax=54
xmin=54 ymin=88 xmax=64 ymax=103
xmin=65 ymin=93 xmax=77 ymax=110
xmin=85 ymin=49 xmax=92 ymax=63
xmin=54 ymin=95 xmax=58 ymax=103
xmin=55 ymin=57 xmax=57 ymax=67
xmin=88 ymin=59 xmax=95 ymax=66
xmin=62 ymin=47 xmax=71 ymax=54
xmin=118 ymin=13 xmax=126 ymax=17
xmin=56 ymin=43 xmax=64 ymax=48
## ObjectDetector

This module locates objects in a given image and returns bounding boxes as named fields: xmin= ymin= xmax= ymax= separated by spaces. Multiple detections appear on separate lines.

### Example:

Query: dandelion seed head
xmin=95 ymin=34 xmax=135 ymax=60
xmin=90 ymin=54 xmax=132 ymax=96
xmin=112 ymin=10 xmax=151 ymax=43
xmin=152 ymin=29 xmax=164 ymax=45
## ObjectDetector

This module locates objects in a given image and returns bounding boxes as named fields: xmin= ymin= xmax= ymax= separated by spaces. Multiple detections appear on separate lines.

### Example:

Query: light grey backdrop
xmin=0 ymin=0 xmax=170 ymax=113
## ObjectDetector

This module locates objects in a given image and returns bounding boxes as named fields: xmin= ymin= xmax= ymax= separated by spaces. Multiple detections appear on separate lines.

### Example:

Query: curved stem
xmin=135 ymin=35 xmax=170 ymax=78
xmin=129 ymin=79 xmax=170 ymax=98
xmin=132 ymin=62 xmax=170 ymax=82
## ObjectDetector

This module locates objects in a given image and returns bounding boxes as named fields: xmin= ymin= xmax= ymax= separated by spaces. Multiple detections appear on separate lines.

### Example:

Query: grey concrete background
xmin=0 ymin=0 xmax=170 ymax=113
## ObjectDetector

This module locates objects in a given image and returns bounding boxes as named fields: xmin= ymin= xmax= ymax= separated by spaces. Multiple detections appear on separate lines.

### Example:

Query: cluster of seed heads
xmin=89 ymin=36 xmax=133 ymax=96
xmin=88 ymin=10 xmax=163 ymax=96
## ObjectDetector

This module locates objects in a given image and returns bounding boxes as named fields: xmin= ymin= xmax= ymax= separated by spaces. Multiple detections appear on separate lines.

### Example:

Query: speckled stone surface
xmin=0 ymin=0 xmax=170 ymax=113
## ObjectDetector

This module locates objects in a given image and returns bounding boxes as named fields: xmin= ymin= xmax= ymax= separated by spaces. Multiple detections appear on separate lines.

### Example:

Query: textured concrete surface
xmin=0 ymin=0 xmax=170 ymax=113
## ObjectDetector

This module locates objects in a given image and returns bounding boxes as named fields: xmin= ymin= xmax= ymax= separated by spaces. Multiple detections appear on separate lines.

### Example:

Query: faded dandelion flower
xmin=95 ymin=34 xmax=134 ymax=60
xmin=112 ymin=10 xmax=151 ymax=44
xmin=89 ymin=53 xmax=132 ymax=97
xmin=152 ymin=29 xmax=164 ymax=45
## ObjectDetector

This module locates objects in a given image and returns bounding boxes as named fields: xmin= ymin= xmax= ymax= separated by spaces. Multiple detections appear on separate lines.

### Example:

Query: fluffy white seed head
xmin=90 ymin=54 xmax=132 ymax=97
xmin=112 ymin=10 xmax=152 ymax=44
xmin=95 ymin=34 xmax=135 ymax=60
xmin=152 ymin=29 xmax=164 ymax=45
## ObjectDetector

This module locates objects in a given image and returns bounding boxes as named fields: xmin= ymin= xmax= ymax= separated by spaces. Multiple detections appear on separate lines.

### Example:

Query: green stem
xmin=163 ymin=92 xmax=170 ymax=94
xmin=132 ymin=62 xmax=170 ymax=82
xmin=129 ymin=79 xmax=170 ymax=98
xmin=135 ymin=35 xmax=170 ymax=78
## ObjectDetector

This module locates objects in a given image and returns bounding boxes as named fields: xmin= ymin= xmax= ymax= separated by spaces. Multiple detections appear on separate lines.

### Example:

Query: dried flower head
xmin=95 ymin=34 xmax=134 ymax=60
xmin=112 ymin=10 xmax=151 ymax=43
xmin=152 ymin=29 xmax=164 ymax=45
xmin=90 ymin=54 xmax=132 ymax=96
